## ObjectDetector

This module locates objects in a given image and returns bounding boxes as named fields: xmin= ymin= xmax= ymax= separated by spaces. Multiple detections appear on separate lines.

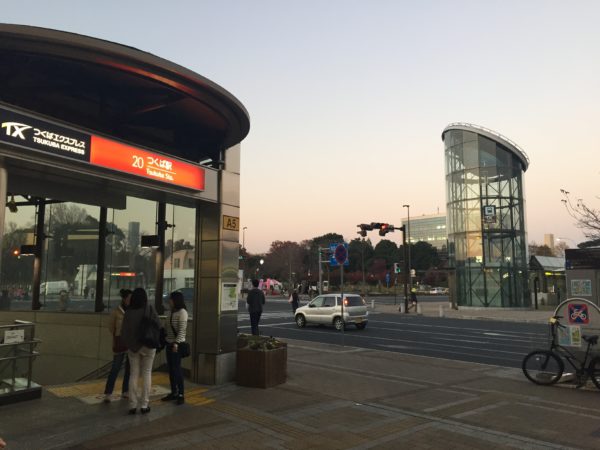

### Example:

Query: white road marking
xmin=261 ymin=323 xmax=527 ymax=357
xmin=370 ymin=319 xmax=546 ymax=338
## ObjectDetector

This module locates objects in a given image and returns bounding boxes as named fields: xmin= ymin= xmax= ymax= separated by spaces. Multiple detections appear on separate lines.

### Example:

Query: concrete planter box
xmin=235 ymin=336 xmax=287 ymax=388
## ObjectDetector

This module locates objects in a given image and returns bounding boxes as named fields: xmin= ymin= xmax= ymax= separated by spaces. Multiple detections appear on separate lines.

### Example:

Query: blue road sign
xmin=329 ymin=243 xmax=349 ymax=267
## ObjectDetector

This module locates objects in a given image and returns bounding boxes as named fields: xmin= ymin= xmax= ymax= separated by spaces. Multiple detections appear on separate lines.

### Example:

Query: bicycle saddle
xmin=583 ymin=335 xmax=598 ymax=345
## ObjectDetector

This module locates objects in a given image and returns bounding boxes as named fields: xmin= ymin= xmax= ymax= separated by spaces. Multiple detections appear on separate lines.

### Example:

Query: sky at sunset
xmin=4 ymin=0 xmax=599 ymax=253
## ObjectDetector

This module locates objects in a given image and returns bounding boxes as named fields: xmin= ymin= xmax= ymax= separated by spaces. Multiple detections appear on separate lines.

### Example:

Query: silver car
xmin=294 ymin=293 xmax=368 ymax=330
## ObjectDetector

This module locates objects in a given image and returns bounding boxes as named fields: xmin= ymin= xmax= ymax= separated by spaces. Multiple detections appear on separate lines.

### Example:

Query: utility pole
xmin=401 ymin=225 xmax=409 ymax=314
xmin=318 ymin=247 xmax=330 ymax=295
xmin=403 ymin=204 xmax=412 ymax=295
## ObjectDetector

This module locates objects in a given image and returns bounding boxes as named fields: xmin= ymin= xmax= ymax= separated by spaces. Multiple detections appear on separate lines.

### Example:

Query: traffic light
xmin=11 ymin=248 xmax=20 ymax=257
xmin=357 ymin=223 xmax=373 ymax=237
xmin=393 ymin=262 xmax=401 ymax=273
xmin=379 ymin=223 xmax=390 ymax=236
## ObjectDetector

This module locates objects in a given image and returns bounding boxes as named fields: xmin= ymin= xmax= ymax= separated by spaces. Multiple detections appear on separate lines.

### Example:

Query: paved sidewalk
xmin=371 ymin=300 xmax=555 ymax=324
xmin=3 ymin=338 xmax=600 ymax=449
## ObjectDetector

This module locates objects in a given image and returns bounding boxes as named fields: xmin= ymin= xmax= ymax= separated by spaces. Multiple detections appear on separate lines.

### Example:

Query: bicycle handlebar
xmin=549 ymin=316 xmax=566 ymax=328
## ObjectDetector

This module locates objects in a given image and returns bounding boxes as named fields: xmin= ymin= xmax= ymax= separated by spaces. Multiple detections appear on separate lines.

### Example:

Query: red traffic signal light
xmin=12 ymin=248 xmax=20 ymax=256
xmin=379 ymin=223 xmax=389 ymax=236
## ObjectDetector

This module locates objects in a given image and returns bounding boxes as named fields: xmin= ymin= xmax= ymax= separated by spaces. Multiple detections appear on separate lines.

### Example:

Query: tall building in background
xmin=544 ymin=233 xmax=555 ymax=251
xmin=443 ymin=123 xmax=529 ymax=308
xmin=401 ymin=213 xmax=447 ymax=250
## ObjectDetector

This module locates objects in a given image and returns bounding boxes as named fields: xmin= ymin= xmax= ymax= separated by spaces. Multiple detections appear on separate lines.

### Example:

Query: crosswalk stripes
xmin=237 ymin=312 xmax=295 ymax=321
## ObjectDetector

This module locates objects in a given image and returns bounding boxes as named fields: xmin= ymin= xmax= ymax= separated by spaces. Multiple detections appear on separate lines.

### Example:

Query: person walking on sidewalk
xmin=408 ymin=288 xmax=418 ymax=311
xmin=103 ymin=289 xmax=132 ymax=403
xmin=247 ymin=279 xmax=265 ymax=335
xmin=289 ymin=290 xmax=300 ymax=314
xmin=121 ymin=288 xmax=161 ymax=415
xmin=162 ymin=291 xmax=188 ymax=405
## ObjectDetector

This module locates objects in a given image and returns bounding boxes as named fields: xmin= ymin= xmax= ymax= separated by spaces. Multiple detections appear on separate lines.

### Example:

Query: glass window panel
xmin=495 ymin=144 xmax=510 ymax=166
xmin=106 ymin=197 xmax=158 ymax=309
xmin=2 ymin=201 xmax=36 ymax=310
xmin=462 ymin=140 xmax=479 ymax=169
xmin=164 ymin=203 xmax=196 ymax=313
xmin=43 ymin=202 xmax=100 ymax=311
xmin=479 ymin=136 xmax=497 ymax=167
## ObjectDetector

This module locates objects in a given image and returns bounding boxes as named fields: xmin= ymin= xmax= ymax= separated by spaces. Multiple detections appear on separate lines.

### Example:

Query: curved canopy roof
xmin=0 ymin=24 xmax=250 ymax=165
xmin=442 ymin=122 xmax=529 ymax=171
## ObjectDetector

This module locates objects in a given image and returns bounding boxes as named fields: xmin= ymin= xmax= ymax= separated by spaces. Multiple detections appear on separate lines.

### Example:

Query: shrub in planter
xmin=236 ymin=334 xmax=287 ymax=388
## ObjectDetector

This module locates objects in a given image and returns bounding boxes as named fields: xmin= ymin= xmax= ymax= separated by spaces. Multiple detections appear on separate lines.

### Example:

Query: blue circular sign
xmin=334 ymin=244 xmax=348 ymax=265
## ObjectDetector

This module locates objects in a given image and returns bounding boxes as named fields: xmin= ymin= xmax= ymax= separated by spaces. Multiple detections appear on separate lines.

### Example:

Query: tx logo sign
xmin=1 ymin=122 xmax=32 ymax=139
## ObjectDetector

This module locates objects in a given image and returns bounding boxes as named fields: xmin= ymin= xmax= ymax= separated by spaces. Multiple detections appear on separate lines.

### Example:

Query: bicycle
xmin=522 ymin=315 xmax=600 ymax=388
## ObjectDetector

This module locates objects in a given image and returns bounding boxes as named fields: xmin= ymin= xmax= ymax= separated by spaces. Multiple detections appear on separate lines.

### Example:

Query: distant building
xmin=401 ymin=213 xmax=447 ymax=251
xmin=163 ymin=249 xmax=195 ymax=293
xmin=544 ymin=234 xmax=555 ymax=251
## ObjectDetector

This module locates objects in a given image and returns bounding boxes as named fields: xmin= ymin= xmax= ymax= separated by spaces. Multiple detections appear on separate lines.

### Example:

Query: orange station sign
xmin=0 ymin=105 xmax=204 ymax=191
xmin=90 ymin=136 xmax=205 ymax=190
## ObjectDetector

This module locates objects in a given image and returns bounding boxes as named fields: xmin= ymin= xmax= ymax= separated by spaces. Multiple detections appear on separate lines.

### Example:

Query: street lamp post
xmin=403 ymin=204 xmax=412 ymax=294
xmin=361 ymin=238 xmax=366 ymax=295
xmin=242 ymin=227 xmax=247 ymax=250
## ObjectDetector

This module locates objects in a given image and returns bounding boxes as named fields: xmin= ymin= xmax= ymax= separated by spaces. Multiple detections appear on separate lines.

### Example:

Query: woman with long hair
xmin=103 ymin=289 xmax=132 ymax=402
xmin=162 ymin=291 xmax=188 ymax=405
xmin=120 ymin=288 xmax=161 ymax=414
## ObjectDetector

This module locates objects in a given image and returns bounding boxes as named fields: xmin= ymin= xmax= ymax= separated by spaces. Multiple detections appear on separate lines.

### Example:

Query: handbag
xmin=170 ymin=314 xmax=190 ymax=358
xmin=177 ymin=342 xmax=191 ymax=358
xmin=112 ymin=335 xmax=128 ymax=353
xmin=140 ymin=305 xmax=161 ymax=349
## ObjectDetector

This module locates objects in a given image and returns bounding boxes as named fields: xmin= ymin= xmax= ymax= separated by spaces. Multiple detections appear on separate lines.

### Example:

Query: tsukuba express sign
xmin=0 ymin=105 xmax=205 ymax=191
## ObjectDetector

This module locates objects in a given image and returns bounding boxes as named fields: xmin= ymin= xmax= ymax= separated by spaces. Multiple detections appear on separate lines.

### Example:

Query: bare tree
xmin=554 ymin=241 xmax=569 ymax=257
xmin=561 ymin=189 xmax=600 ymax=240
xmin=49 ymin=203 xmax=91 ymax=227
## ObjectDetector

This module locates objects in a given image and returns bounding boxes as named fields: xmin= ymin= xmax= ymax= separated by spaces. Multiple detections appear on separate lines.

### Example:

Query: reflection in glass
xmin=164 ymin=204 xmax=196 ymax=315
xmin=1 ymin=200 xmax=36 ymax=310
xmin=106 ymin=197 xmax=158 ymax=309
xmin=43 ymin=202 xmax=100 ymax=310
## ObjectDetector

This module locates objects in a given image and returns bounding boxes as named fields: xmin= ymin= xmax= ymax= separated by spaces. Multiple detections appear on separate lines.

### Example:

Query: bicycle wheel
xmin=522 ymin=350 xmax=564 ymax=385
xmin=588 ymin=357 xmax=600 ymax=390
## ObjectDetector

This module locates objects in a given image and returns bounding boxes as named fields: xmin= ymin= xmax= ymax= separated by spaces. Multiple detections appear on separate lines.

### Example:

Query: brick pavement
xmin=2 ymin=338 xmax=599 ymax=449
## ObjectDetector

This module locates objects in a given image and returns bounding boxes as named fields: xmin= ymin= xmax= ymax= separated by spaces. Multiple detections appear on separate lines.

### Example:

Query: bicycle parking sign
xmin=568 ymin=304 xmax=589 ymax=324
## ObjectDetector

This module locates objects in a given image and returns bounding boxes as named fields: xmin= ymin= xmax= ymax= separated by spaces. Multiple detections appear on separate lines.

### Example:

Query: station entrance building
xmin=0 ymin=25 xmax=249 ymax=384
xmin=443 ymin=123 xmax=529 ymax=308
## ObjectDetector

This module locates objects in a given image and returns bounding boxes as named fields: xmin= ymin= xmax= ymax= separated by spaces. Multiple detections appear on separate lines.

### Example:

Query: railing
xmin=0 ymin=320 xmax=41 ymax=399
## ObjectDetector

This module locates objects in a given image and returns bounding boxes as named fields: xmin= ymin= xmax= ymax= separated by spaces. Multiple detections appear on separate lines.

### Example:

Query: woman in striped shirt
xmin=162 ymin=291 xmax=188 ymax=405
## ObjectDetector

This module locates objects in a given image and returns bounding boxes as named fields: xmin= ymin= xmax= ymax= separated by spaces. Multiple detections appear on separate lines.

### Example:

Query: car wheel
xmin=295 ymin=314 xmax=306 ymax=328
xmin=333 ymin=317 xmax=345 ymax=331
xmin=356 ymin=323 xmax=366 ymax=330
